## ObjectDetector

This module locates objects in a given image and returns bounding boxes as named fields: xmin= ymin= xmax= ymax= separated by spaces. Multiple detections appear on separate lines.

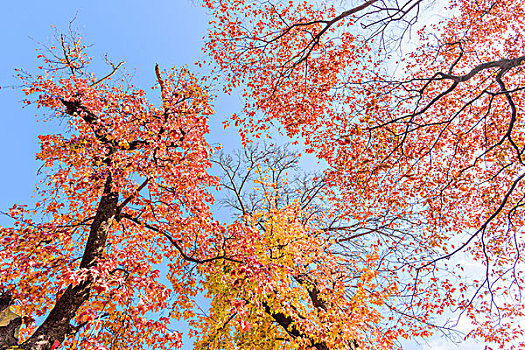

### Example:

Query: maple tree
xmin=0 ymin=33 xmax=226 ymax=349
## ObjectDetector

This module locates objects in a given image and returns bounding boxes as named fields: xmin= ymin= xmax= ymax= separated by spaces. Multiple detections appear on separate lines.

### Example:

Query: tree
xmin=191 ymin=143 xmax=460 ymax=349
xmin=1 ymin=34 xmax=225 ymax=349
xmin=0 ymin=292 xmax=22 ymax=349
xmin=202 ymin=0 xmax=525 ymax=347
xmin=194 ymin=145 xmax=386 ymax=349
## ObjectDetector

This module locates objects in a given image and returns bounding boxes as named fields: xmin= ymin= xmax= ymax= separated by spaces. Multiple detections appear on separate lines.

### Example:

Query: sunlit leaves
xmin=1 ymin=37 xmax=220 ymax=349
xmin=203 ymin=0 xmax=525 ymax=348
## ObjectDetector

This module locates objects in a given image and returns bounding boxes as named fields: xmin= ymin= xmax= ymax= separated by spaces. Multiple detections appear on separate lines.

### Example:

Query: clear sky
xmin=0 ymin=1 xmax=240 ymax=347
xmin=0 ymin=1 xmax=489 ymax=349
xmin=0 ymin=0 xmax=241 ymax=214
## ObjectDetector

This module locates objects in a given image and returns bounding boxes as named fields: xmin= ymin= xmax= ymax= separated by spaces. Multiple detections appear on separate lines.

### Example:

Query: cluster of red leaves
xmin=1 ymin=37 xmax=225 ymax=349
xmin=203 ymin=0 xmax=525 ymax=348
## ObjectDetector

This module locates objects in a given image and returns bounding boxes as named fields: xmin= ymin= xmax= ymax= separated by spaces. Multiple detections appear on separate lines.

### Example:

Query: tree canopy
xmin=1 ymin=0 xmax=525 ymax=349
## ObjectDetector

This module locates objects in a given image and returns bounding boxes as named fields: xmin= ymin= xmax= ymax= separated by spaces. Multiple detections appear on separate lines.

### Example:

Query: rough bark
xmin=0 ymin=292 xmax=21 ymax=350
xmin=20 ymin=175 xmax=118 ymax=350
xmin=262 ymin=301 xmax=329 ymax=350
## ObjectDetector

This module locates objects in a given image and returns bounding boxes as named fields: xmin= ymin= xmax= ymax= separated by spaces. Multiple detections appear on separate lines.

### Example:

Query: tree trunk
xmin=21 ymin=175 xmax=118 ymax=350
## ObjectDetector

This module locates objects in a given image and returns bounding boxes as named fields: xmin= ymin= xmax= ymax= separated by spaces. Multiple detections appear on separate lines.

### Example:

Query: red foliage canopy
xmin=2 ymin=0 xmax=525 ymax=348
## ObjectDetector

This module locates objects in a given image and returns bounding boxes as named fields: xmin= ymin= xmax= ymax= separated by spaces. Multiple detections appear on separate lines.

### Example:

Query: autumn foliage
xmin=2 ymin=0 xmax=525 ymax=348
xmin=1 ymin=36 xmax=222 ymax=349
xmin=202 ymin=0 xmax=525 ymax=347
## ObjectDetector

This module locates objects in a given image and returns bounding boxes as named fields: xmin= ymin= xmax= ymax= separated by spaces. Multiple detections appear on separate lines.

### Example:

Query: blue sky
xmin=0 ymin=1 xmax=489 ymax=349
xmin=0 ymin=0 xmax=241 ymax=213
xmin=0 ymin=1 xmax=240 ymax=347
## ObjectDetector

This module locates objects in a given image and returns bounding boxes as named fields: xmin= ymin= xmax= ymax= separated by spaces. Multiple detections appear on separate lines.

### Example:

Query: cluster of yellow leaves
xmin=194 ymin=198 xmax=392 ymax=349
